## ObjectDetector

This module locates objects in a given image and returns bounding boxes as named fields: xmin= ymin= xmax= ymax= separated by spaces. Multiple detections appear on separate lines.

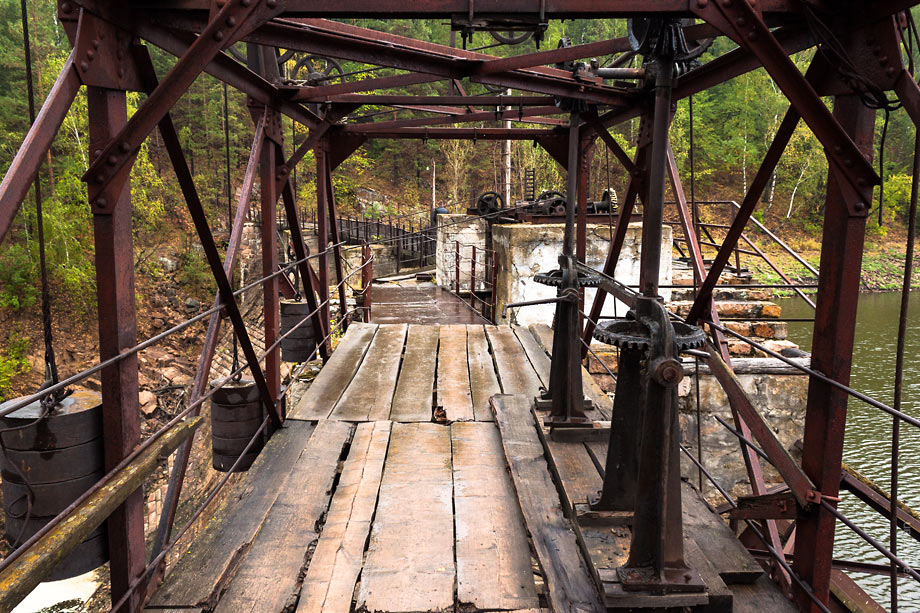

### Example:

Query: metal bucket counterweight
xmin=0 ymin=390 xmax=108 ymax=580
xmin=210 ymin=379 xmax=265 ymax=472
xmin=279 ymin=300 xmax=317 ymax=362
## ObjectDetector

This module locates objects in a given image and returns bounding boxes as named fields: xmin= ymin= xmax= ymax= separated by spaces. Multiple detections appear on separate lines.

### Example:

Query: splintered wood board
xmin=485 ymin=325 xmax=543 ymax=398
xmin=389 ymin=324 xmax=439 ymax=422
xmin=544 ymin=433 xmax=603 ymax=508
xmin=356 ymin=423 xmax=455 ymax=612
xmin=437 ymin=325 xmax=474 ymax=422
xmin=330 ymin=323 xmax=407 ymax=421
xmin=290 ymin=323 xmax=378 ymax=420
xmin=451 ymin=422 xmax=538 ymax=610
xmin=681 ymin=481 xmax=764 ymax=584
xmin=513 ymin=325 xmax=551 ymax=387
xmin=149 ymin=421 xmax=315 ymax=609
xmin=491 ymin=394 xmax=604 ymax=613
xmin=214 ymin=420 xmax=353 ymax=613
xmin=297 ymin=421 xmax=392 ymax=613
xmin=528 ymin=323 xmax=612 ymax=419
xmin=467 ymin=325 xmax=501 ymax=422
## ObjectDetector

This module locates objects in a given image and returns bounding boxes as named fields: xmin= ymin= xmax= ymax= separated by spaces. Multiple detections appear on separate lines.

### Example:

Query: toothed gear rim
xmin=534 ymin=269 xmax=602 ymax=288
xmin=593 ymin=319 xmax=706 ymax=352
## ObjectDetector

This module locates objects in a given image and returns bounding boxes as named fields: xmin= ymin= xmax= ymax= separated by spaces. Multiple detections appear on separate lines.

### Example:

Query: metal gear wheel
xmin=534 ymin=269 xmax=602 ymax=288
xmin=593 ymin=318 xmax=706 ymax=353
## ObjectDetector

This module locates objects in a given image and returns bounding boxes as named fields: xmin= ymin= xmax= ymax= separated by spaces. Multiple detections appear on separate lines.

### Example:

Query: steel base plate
xmin=617 ymin=565 xmax=706 ymax=593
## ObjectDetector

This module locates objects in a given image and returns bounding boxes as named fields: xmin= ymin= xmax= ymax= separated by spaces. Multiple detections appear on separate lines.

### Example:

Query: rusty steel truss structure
xmin=2 ymin=1 xmax=920 ymax=611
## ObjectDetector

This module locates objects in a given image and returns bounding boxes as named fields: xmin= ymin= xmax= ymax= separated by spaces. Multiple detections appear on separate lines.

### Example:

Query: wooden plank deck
xmin=151 ymin=322 xmax=798 ymax=613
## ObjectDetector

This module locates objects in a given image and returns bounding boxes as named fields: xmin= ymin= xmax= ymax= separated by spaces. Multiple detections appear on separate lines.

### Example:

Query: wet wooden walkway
xmin=148 ymin=322 xmax=795 ymax=613
xmin=369 ymin=284 xmax=486 ymax=325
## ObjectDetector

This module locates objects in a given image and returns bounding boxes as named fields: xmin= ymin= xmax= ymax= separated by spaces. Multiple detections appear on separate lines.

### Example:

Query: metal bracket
xmin=693 ymin=0 xmax=879 ymax=217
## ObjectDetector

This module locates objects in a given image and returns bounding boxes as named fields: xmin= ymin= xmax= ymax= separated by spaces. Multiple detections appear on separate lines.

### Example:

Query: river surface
xmin=776 ymin=292 xmax=920 ymax=609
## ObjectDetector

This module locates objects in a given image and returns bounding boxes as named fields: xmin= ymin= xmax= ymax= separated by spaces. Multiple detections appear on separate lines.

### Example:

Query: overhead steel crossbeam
xmin=125 ymin=0 xmax=809 ymax=18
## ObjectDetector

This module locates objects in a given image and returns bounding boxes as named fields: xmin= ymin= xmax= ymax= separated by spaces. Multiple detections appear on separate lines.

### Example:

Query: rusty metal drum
xmin=280 ymin=299 xmax=317 ymax=362
xmin=210 ymin=379 xmax=265 ymax=472
xmin=0 ymin=389 xmax=108 ymax=580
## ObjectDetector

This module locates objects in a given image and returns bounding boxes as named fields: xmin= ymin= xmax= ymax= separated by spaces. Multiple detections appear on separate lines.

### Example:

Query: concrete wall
xmin=492 ymin=222 xmax=672 ymax=328
xmin=436 ymin=214 xmax=488 ymax=291
xmin=676 ymin=369 xmax=808 ymax=501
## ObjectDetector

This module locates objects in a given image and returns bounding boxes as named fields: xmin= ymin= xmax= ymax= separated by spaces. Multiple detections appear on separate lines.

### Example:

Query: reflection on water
xmin=776 ymin=292 xmax=920 ymax=609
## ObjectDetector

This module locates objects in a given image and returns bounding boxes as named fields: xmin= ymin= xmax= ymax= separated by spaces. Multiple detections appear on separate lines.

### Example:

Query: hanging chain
xmin=21 ymin=0 xmax=66 ymax=409
xmin=223 ymin=83 xmax=242 ymax=382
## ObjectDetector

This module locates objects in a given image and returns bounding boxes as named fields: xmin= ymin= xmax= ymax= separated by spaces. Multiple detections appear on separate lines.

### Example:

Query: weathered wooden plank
xmin=331 ymin=323 xmax=407 ymax=421
xmin=438 ymin=324 xmax=474 ymax=422
xmin=485 ymin=325 xmax=543 ymax=398
xmin=491 ymin=394 xmax=604 ymax=613
xmin=513 ymin=324 xmax=551 ymax=387
xmin=730 ymin=575 xmax=799 ymax=612
xmin=528 ymin=323 xmax=612 ymax=419
xmin=685 ymin=538 xmax=732 ymax=612
xmin=467 ymin=325 xmax=501 ymax=422
xmin=214 ymin=420 xmax=353 ymax=613
xmin=389 ymin=325 xmax=439 ymax=422
xmin=545 ymin=436 xmax=603 ymax=508
xmin=296 ymin=421 xmax=392 ymax=613
xmin=682 ymin=481 xmax=763 ymax=584
xmin=150 ymin=421 xmax=316 ymax=609
xmin=290 ymin=323 xmax=378 ymax=420
xmin=357 ymin=423 xmax=455 ymax=613
xmin=451 ymin=422 xmax=539 ymax=610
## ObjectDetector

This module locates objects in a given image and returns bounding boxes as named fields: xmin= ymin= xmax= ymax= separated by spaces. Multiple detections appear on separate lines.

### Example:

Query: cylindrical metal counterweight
xmin=279 ymin=300 xmax=317 ymax=363
xmin=210 ymin=379 xmax=264 ymax=472
xmin=0 ymin=390 xmax=108 ymax=580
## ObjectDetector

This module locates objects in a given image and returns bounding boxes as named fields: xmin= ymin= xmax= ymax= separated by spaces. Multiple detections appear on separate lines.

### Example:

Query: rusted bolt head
xmin=60 ymin=2 xmax=72 ymax=12
xmin=80 ymin=61 xmax=89 ymax=72
xmin=241 ymin=0 xmax=251 ymax=6
xmin=267 ymin=0 xmax=278 ymax=7
xmin=107 ymin=155 xmax=118 ymax=166
xmin=227 ymin=16 xmax=237 ymax=27
xmin=697 ymin=0 xmax=709 ymax=7
xmin=214 ymin=31 xmax=225 ymax=42
xmin=92 ymin=39 xmax=100 ymax=49
xmin=86 ymin=49 xmax=95 ymax=59
xmin=93 ymin=149 xmax=103 ymax=159
xmin=96 ymin=197 xmax=107 ymax=208
xmin=95 ymin=173 xmax=105 ymax=184
xmin=736 ymin=17 xmax=746 ymax=26
xmin=119 ymin=142 xmax=131 ymax=153
xmin=854 ymin=202 xmax=867 ymax=213
xmin=652 ymin=357 xmax=683 ymax=386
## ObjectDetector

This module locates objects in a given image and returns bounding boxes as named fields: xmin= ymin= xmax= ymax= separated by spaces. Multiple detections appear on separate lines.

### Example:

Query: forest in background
xmin=1 ymin=1 xmax=919 ymax=398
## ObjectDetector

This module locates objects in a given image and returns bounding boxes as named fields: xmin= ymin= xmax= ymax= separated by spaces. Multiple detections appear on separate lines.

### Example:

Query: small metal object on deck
xmin=0 ymin=390 xmax=108 ymax=580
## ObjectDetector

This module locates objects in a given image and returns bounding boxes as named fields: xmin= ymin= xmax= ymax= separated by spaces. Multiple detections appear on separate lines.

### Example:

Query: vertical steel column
xmin=455 ymin=241 xmax=461 ymax=295
xmin=315 ymin=143 xmax=330 ymax=331
xmin=260 ymin=136 xmax=280 ymax=419
xmin=87 ymin=87 xmax=145 ymax=612
xmin=793 ymin=93 xmax=876 ymax=611
xmin=361 ymin=241 xmax=373 ymax=321
xmin=639 ymin=67 xmax=672 ymax=298
xmin=470 ymin=245 xmax=477 ymax=309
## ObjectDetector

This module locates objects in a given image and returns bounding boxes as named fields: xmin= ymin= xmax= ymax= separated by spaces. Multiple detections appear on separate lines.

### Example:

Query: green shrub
xmin=0 ymin=244 xmax=37 ymax=312
xmin=0 ymin=330 xmax=30 ymax=402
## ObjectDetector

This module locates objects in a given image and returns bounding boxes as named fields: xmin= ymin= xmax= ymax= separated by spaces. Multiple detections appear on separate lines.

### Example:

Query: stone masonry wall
xmin=436 ymin=214 xmax=488 ymax=292
xmin=491 ymin=222 xmax=672 ymax=328
xmin=676 ymin=368 xmax=808 ymax=501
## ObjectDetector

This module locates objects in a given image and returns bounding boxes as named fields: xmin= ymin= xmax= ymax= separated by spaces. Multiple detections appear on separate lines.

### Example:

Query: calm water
xmin=776 ymin=292 xmax=920 ymax=609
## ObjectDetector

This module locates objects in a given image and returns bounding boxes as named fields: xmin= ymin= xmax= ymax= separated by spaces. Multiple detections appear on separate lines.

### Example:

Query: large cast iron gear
xmin=593 ymin=317 xmax=706 ymax=354
xmin=534 ymin=269 xmax=602 ymax=288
